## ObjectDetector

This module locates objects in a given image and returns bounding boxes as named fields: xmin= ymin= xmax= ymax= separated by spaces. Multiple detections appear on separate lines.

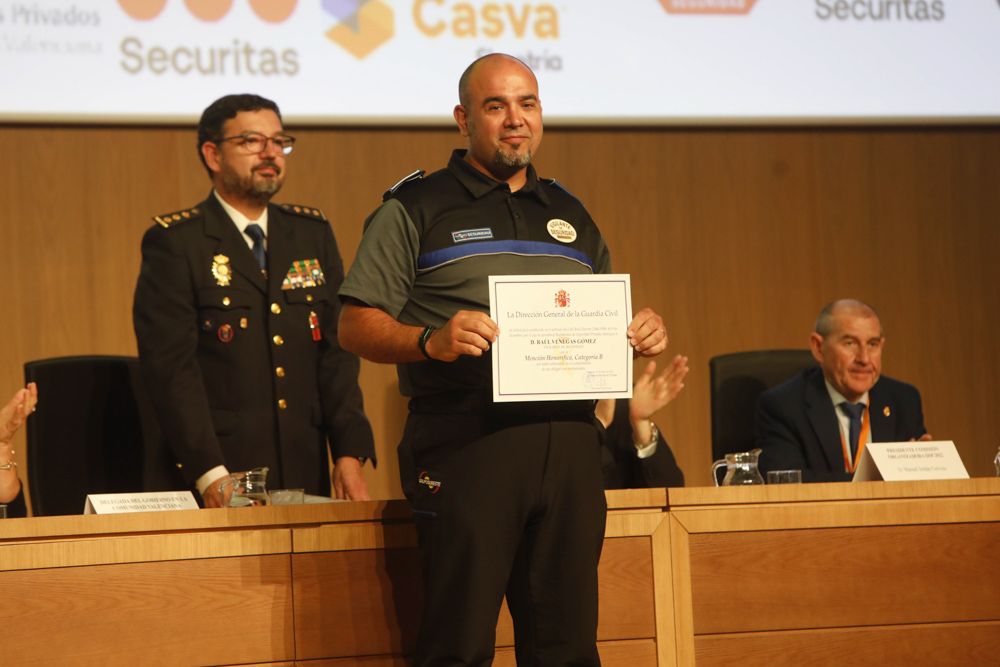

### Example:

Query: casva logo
xmin=118 ymin=0 xmax=298 ymax=23
xmin=321 ymin=0 xmax=394 ymax=60
xmin=659 ymin=0 xmax=758 ymax=14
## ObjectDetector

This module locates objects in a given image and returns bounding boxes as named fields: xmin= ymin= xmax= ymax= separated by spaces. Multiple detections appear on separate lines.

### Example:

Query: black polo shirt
xmin=340 ymin=149 xmax=611 ymax=397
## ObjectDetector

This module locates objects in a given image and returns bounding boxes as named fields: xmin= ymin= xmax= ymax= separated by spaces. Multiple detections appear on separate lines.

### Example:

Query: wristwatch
xmin=418 ymin=325 xmax=435 ymax=360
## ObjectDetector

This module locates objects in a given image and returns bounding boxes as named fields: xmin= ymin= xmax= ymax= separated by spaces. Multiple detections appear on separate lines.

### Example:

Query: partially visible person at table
xmin=1 ymin=383 xmax=37 ymax=518
xmin=596 ymin=355 xmax=688 ymax=489
xmin=755 ymin=299 xmax=930 ymax=482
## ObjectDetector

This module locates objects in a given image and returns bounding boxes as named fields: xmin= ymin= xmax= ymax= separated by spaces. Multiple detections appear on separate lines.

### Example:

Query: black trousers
xmin=400 ymin=408 xmax=606 ymax=667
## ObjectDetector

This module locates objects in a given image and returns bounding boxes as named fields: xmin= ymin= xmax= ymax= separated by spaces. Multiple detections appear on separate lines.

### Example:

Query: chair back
xmin=23 ymin=355 xmax=183 ymax=516
xmin=709 ymin=349 xmax=816 ymax=462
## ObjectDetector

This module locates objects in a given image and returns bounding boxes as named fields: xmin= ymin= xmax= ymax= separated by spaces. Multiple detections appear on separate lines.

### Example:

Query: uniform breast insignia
xmin=279 ymin=203 xmax=327 ymax=221
xmin=308 ymin=310 xmax=321 ymax=341
xmin=282 ymin=258 xmax=325 ymax=290
xmin=153 ymin=206 xmax=201 ymax=228
xmin=212 ymin=254 xmax=232 ymax=286
xmin=418 ymin=471 xmax=442 ymax=494
xmin=217 ymin=323 xmax=234 ymax=343
xmin=546 ymin=219 xmax=577 ymax=243
xmin=383 ymin=168 xmax=425 ymax=201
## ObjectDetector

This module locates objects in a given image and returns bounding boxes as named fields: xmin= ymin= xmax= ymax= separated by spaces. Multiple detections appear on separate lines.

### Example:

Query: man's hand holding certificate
xmin=490 ymin=274 xmax=655 ymax=402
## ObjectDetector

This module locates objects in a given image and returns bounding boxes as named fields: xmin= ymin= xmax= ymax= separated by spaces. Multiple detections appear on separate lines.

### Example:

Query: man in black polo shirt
xmin=338 ymin=54 xmax=668 ymax=664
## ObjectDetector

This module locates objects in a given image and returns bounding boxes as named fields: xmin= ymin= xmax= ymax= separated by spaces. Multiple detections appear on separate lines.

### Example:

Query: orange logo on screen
xmin=322 ymin=1 xmax=394 ymax=60
xmin=118 ymin=0 xmax=298 ymax=23
xmin=659 ymin=0 xmax=757 ymax=14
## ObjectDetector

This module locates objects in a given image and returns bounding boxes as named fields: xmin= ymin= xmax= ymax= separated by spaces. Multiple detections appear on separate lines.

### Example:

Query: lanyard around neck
xmin=840 ymin=404 xmax=871 ymax=474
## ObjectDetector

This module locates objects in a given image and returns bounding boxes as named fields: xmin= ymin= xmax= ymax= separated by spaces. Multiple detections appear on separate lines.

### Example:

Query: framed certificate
xmin=489 ymin=274 xmax=633 ymax=402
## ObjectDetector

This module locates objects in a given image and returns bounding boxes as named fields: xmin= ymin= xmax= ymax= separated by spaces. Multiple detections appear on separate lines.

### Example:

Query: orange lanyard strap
xmin=840 ymin=404 xmax=871 ymax=474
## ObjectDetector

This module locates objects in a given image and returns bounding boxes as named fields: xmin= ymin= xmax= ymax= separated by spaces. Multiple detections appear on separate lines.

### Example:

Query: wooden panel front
xmin=688 ymin=522 xmax=1000 ymax=634
xmin=293 ymin=548 xmax=422 ymax=658
xmin=0 ymin=527 xmax=291 ymax=570
xmin=496 ymin=638 xmax=659 ymax=666
xmin=496 ymin=536 xmax=658 ymax=645
xmin=299 ymin=638 xmax=657 ymax=666
xmin=294 ymin=536 xmax=657 ymax=658
xmin=694 ymin=620 xmax=1000 ymax=666
xmin=4 ymin=555 xmax=294 ymax=666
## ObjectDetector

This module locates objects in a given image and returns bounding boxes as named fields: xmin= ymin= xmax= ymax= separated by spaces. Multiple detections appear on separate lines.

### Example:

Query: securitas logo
xmin=321 ymin=0 xmax=394 ymax=59
xmin=815 ymin=0 xmax=944 ymax=21
xmin=659 ymin=0 xmax=757 ymax=14
xmin=118 ymin=0 xmax=298 ymax=22
xmin=118 ymin=1 xmax=300 ymax=76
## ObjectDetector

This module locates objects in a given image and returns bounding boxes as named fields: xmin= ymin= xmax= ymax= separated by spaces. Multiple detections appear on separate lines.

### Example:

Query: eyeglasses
xmin=216 ymin=132 xmax=296 ymax=156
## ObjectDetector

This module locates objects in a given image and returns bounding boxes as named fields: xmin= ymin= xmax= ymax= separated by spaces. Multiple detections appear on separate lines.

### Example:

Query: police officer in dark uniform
xmin=338 ymin=55 xmax=669 ymax=665
xmin=133 ymin=94 xmax=374 ymax=507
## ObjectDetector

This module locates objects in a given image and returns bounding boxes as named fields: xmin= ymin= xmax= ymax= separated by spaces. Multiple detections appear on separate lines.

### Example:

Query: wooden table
xmin=0 ymin=490 xmax=665 ymax=666
xmin=2 ymin=480 xmax=997 ymax=665
xmin=662 ymin=478 xmax=1000 ymax=666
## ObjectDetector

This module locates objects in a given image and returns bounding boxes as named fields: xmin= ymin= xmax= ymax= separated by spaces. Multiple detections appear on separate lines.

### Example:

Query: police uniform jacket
xmin=133 ymin=194 xmax=374 ymax=495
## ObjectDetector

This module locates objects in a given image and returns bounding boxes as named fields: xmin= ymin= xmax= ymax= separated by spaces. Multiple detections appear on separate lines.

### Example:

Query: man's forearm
xmin=338 ymin=302 xmax=427 ymax=364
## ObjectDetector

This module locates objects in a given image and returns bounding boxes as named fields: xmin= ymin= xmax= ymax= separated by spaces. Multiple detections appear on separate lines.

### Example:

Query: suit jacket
xmin=133 ymin=194 xmax=374 ymax=495
xmin=754 ymin=367 xmax=927 ymax=482
xmin=600 ymin=399 xmax=685 ymax=489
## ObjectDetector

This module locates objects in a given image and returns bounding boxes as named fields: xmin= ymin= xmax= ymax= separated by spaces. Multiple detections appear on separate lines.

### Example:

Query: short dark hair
xmin=196 ymin=93 xmax=282 ymax=172
xmin=814 ymin=299 xmax=882 ymax=338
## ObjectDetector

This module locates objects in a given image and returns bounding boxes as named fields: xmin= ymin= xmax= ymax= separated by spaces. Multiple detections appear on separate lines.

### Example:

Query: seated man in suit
xmin=755 ymin=299 xmax=930 ymax=482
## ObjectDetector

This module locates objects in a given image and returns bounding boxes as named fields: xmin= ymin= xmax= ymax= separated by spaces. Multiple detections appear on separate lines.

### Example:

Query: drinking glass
xmin=766 ymin=469 xmax=803 ymax=484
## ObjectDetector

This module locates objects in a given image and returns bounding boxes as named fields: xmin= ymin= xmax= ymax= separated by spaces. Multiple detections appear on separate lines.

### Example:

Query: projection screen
xmin=2 ymin=0 xmax=998 ymax=125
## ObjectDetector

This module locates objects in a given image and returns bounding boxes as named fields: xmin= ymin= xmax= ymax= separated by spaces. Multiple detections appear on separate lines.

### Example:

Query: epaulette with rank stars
xmin=279 ymin=203 xmax=327 ymax=221
xmin=153 ymin=206 xmax=202 ymax=228
xmin=383 ymin=169 xmax=425 ymax=201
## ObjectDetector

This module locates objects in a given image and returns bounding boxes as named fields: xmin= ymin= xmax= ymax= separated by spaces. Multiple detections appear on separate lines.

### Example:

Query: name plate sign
xmin=84 ymin=491 xmax=199 ymax=515
xmin=853 ymin=441 xmax=969 ymax=482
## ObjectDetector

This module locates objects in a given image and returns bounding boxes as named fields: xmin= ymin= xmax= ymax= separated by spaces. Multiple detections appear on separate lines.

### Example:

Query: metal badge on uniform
xmin=883 ymin=406 xmax=891 ymax=417
xmin=217 ymin=323 xmax=234 ymax=343
xmin=418 ymin=471 xmax=441 ymax=494
xmin=282 ymin=258 xmax=326 ymax=290
xmin=212 ymin=254 xmax=232 ymax=286
xmin=308 ymin=310 xmax=321 ymax=341
xmin=452 ymin=228 xmax=494 ymax=243
xmin=546 ymin=219 xmax=577 ymax=243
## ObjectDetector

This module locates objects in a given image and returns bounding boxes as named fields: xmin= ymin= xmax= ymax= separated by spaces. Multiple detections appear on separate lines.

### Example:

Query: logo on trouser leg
xmin=418 ymin=471 xmax=441 ymax=494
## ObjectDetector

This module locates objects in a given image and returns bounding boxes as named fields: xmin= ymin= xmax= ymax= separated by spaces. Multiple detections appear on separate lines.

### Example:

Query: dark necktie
xmin=840 ymin=402 xmax=865 ymax=459
xmin=245 ymin=223 xmax=266 ymax=271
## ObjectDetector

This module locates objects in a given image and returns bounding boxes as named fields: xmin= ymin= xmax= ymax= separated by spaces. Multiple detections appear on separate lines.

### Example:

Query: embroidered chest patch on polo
xmin=546 ymin=219 xmax=577 ymax=243
xmin=451 ymin=228 xmax=494 ymax=243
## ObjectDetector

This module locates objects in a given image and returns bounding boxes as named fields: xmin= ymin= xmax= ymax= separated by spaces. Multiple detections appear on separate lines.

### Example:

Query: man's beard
xmin=493 ymin=146 xmax=532 ymax=171
xmin=220 ymin=161 xmax=283 ymax=205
